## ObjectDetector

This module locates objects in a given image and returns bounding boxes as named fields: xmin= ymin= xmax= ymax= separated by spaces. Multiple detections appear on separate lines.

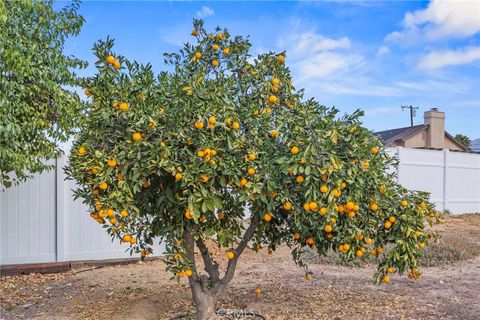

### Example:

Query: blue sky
xmin=62 ymin=0 xmax=480 ymax=139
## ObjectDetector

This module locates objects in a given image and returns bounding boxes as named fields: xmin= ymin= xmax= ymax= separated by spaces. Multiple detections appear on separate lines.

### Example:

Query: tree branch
xmin=196 ymin=236 xmax=220 ymax=283
xmin=214 ymin=215 xmax=261 ymax=293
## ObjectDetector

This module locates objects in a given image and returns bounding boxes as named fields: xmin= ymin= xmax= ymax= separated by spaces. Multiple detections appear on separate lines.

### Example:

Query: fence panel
xmin=390 ymin=147 xmax=480 ymax=214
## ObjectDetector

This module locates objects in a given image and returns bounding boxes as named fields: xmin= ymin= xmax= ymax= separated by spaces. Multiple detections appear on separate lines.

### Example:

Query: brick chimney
xmin=424 ymin=108 xmax=445 ymax=149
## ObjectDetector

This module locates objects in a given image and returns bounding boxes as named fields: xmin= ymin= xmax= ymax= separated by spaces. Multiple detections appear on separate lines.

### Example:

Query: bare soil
xmin=1 ymin=214 xmax=480 ymax=320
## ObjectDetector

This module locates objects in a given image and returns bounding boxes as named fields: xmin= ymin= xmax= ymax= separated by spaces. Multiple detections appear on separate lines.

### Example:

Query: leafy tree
xmin=0 ymin=0 xmax=86 ymax=187
xmin=67 ymin=21 xmax=440 ymax=319
xmin=454 ymin=134 xmax=471 ymax=149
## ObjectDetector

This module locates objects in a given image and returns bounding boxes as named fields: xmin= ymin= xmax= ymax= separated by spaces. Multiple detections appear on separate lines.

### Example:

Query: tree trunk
xmin=190 ymin=281 xmax=217 ymax=320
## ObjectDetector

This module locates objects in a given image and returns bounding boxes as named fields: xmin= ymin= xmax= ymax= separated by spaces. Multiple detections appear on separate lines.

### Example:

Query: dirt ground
xmin=1 ymin=214 xmax=480 ymax=320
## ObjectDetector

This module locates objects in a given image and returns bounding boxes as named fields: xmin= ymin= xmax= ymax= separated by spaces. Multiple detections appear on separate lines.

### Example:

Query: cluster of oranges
xmin=105 ymin=54 xmax=121 ymax=69
xmin=197 ymin=147 xmax=217 ymax=165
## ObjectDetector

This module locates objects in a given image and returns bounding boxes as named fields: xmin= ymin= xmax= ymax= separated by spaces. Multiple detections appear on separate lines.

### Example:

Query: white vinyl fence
xmin=0 ymin=156 xmax=163 ymax=265
xmin=388 ymin=147 xmax=480 ymax=214
xmin=1 ymin=148 xmax=479 ymax=265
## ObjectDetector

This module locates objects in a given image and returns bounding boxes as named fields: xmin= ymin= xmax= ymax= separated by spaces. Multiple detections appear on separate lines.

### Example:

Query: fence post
xmin=443 ymin=149 xmax=449 ymax=212
xmin=396 ymin=146 xmax=402 ymax=184
xmin=55 ymin=156 xmax=67 ymax=262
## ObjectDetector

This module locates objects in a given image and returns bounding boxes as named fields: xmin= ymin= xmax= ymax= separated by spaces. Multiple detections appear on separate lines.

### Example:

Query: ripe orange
xmin=185 ymin=269 xmax=193 ymax=277
xmin=389 ymin=216 xmax=397 ymax=223
xmin=223 ymin=48 xmax=230 ymax=55
xmin=178 ymin=270 xmax=186 ymax=278
xmin=143 ymin=181 xmax=150 ymax=189
xmin=212 ymin=60 xmax=219 ymax=67
xmin=120 ymin=210 xmax=128 ymax=217
xmin=84 ymin=88 xmax=91 ymax=96
xmin=370 ymin=202 xmax=378 ymax=211
xmin=132 ymin=132 xmax=142 ymax=141
xmin=232 ymin=121 xmax=240 ymax=129
xmin=293 ymin=232 xmax=301 ymax=240
xmin=290 ymin=146 xmax=299 ymax=155
xmin=332 ymin=188 xmax=341 ymax=198
xmin=370 ymin=249 xmax=376 ymax=255
xmin=346 ymin=202 xmax=354 ymax=210
xmin=200 ymin=214 xmax=207 ymax=222
xmin=271 ymin=78 xmax=280 ymax=85
xmin=200 ymin=175 xmax=209 ymax=183
xmin=277 ymin=55 xmax=285 ymax=63
xmin=376 ymin=247 xmax=384 ymax=254
xmin=387 ymin=267 xmax=394 ymax=273
xmin=112 ymin=60 xmax=121 ymax=69
xmin=119 ymin=102 xmax=129 ymax=111
xmin=355 ymin=250 xmax=363 ymax=257
xmin=109 ymin=217 xmax=117 ymax=225
xmin=216 ymin=33 xmax=224 ymax=40
xmin=370 ymin=147 xmax=378 ymax=154
xmin=305 ymin=273 xmax=312 ymax=281
xmin=299 ymin=159 xmax=306 ymax=165
xmin=320 ymin=185 xmax=328 ymax=193
xmin=195 ymin=52 xmax=202 ymax=59
xmin=271 ymin=86 xmax=278 ymax=93
xmin=191 ymin=29 xmax=199 ymax=36
xmin=194 ymin=121 xmax=204 ymax=129
xmin=92 ymin=188 xmax=100 ymax=196
xmin=296 ymin=176 xmax=304 ymax=184
xmin=247 ymin=167 xmax=256 ymax=176
xmin=107 ymin=159 xmax=117 ymax=167
xmin=340 ymin=182 xmax=347 ymax=189
xmin=365 ymin=238 xmax=373 ymax=245
xmin=79 ymin=146 xmax=87 ymax=155
xmin=306 ymin=237 xmax=314 ymax=245
xmin=107 ymin=208 xmax=114 ymax=217
xmin=401 ymin=200 xmax=408 ymax=207
xmin=218 ymin=212 xmax=225 ymax=220
xmin=130 ymin=237 xmax=136 ymax=244
xmin=212 ymin=44 xmax=219 ymax=50
xmin=383 ymin=276 xmax=390 ymax=283
xmin=343 ymin=243 xmax=351 ymax=251
xmin=270 ymin=130 xmax=279 ymax=138
xmin=324 ymin=225 xmax=333 ymax=233
xmin=122 ymin=234 xmax=131 ymax=242
xmin=185 ymin=208 xmax=193 ymax=220
xmin=175 ymin=173 xmax=183 ymax=181
xmin=319 ymin=207 xmax=327 ymax=215
xmin=263 ymin=212 xmax=272 ymax=222
xmin=283 ymin=202 xmax=292 ymax=211
xmin=197 ymin=150 xmax=205 ymax=157
xmin=208 ymin=116 xmax=216 ymax=124
xmin=309 ymin=202 xmax=318 ymax=212
xmin=384 ymin=221 xmax=392 ymax=229
xmin=268 ymin=95 xmax=277 ymax=105
xmin=330 ymin=217 xmax=336 ymax=224
xmin=418 ymin=242 xmax=425 ymax=249
xmin=226 ymin=251 xmax=235 ymax=260
xmin=99 ymin=182 xmax=108 ymax=190
xmin=239 ymin=177 xmax=248 ymax=187
xmin=255 ymin=288 xmax=262 ymax=295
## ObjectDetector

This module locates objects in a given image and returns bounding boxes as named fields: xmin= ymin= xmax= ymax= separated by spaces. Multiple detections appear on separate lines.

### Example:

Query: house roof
xmin=374 ymin=124 xmax=427 ymax=145
xmin=470 ymin=138 xmax=480 ymax=152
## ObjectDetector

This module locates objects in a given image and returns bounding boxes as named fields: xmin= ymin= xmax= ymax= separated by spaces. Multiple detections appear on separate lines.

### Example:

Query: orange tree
xmin=67 ymin=20 xmax=439 ymax=319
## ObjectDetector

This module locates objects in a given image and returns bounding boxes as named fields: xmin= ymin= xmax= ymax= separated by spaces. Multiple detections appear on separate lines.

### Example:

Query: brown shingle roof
xmin=374 ymin=125 xmax=427 ymax=145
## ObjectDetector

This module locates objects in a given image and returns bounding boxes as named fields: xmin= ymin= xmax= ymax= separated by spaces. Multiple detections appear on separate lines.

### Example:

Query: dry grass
xmin=419 ymin=234 xmax=480 ymax=266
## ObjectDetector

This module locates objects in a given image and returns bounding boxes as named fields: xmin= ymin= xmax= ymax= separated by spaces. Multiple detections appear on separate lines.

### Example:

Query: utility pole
xmin=401 ymin=105 xmax=419 ymax=127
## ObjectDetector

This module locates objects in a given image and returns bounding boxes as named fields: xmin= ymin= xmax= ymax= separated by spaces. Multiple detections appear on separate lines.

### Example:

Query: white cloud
xmin=293 ymin=33 xmax=351 ymax=53
xmin=377 ymin=45 xmax=390 ymax=57
xmin=278 ymin=31 xmax=363 ymax=80
xmin=196 ymin=6 xmax=214 ymax=19
xmin=387 ymin=0 xmax=480 ymax=42
xmin=418 ymin=46 xmax=480 ymax=69
xmin=296 ymin=51 xmax=364 ymax=79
